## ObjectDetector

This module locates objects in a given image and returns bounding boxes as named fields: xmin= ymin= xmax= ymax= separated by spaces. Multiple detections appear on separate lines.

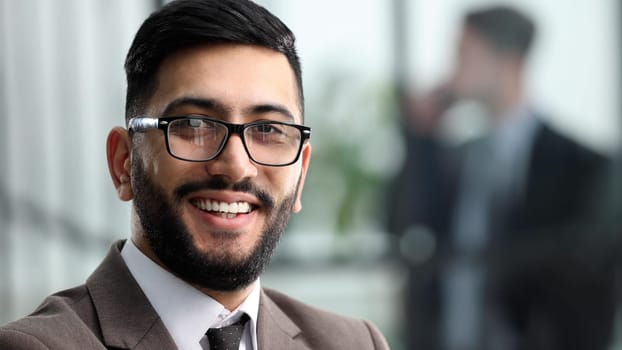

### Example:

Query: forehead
xmin=460 ymin=27 xmax=495 ymax=54
xmin=147 ymin=44 xmax=301 ymax=123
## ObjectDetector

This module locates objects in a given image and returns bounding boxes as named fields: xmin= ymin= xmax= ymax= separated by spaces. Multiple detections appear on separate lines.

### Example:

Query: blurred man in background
xmin=388 ymin=5 xmax=617 ymax=350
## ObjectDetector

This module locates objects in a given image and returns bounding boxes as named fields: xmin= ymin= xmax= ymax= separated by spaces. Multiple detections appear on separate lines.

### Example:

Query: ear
xmin=292 ymin=142 xmax=311 ymax=213
xmin=106 ymin=127 xmax=133 ymax=201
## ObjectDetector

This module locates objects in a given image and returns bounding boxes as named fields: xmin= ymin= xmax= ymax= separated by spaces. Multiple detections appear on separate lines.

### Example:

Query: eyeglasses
xmin=128 ymin=115 xmax=311 ymax=166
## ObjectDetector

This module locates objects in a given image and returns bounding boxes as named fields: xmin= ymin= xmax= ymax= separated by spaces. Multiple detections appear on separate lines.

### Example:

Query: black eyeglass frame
xmin=127 ymin=115 xmax=311 ymax=166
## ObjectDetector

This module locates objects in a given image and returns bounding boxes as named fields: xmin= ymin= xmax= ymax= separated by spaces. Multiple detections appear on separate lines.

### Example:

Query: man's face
xmin=128 ymin=44 xmax=310 ymax=291
xmin=450 ymin=27 xmax=502 ymax=102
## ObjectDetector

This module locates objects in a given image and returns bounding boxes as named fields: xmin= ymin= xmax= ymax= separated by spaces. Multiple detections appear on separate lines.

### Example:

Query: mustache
xmin=174 ymin=176 xmax=275 ymax=210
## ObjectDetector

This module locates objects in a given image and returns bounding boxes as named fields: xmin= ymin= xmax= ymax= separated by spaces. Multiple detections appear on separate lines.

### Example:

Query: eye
xmin=169 ymin=117 xmax=224 ymax=141
xmin=255 ymin=123 xmax=279 ymax=134
xmin=248 ymin=123 xmax=288 ymax=138
xmin=246 ymin=122 xmax=301 ymax=147
xmin=188 ymin=118 xmax=204 ymax=128
xmin=183 ymin=117 xmax=215 ymax=129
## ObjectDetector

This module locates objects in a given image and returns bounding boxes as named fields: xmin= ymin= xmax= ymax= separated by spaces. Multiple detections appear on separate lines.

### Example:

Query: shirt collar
xmin=121 ymin=239 xmax=260 ymax=350
xmin=490 ymin=103 xmax=539 ymax=162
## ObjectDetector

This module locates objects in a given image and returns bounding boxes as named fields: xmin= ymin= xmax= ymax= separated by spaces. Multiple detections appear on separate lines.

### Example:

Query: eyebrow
xmin=161 ymin=97 xmax=229 ymax=116
xmin=161 ymin=96 xmax=296 ymax=122
xmin=247 ymin=104 xmax=295 ymax=122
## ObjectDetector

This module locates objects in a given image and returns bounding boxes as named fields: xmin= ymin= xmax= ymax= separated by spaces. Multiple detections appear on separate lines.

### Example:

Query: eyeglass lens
xmin=167 ymin=118 xmax=302 ymax=165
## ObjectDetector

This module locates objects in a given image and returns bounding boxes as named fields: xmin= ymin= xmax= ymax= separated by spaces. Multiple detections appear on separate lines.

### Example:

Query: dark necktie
xmin=206 ymin=314 xmax=249 ymax=350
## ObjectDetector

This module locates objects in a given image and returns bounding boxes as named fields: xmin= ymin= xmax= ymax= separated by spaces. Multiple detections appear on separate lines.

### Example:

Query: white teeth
xmin=192 ymin=199 xmax=252 ymax=214
xmin=229 ymin=202 xmax=238 ymax=213
xmin=238 ymin=202 xmax=250 ymax=213
xmin=219 ymin=202 xmax=229 ymax=212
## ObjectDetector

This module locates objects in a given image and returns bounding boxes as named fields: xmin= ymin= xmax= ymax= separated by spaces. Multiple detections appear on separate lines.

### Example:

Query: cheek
xmin=264 ymin=167 xmax=300 ymax=197
xmin=456 ymin=58 xmax=495 ymax=93
xmin=134 ymin=136 xmax=192 ymax=192
xmin=455 ymin=55 xmax=480 ymax=84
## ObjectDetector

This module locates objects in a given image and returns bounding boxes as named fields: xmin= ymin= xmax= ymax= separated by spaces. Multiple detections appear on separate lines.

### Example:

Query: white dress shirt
xmin=443 ymin=104 xmax=540 ymax=350
xmin=121 ymin=239 xmax=260 ymax=350
xmin=489 ymin=105 xmax=540 ymax=202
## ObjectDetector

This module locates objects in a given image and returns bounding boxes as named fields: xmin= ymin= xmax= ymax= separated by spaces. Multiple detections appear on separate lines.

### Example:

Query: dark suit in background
xmin=388 ymin=117 xmax=618 ymax=350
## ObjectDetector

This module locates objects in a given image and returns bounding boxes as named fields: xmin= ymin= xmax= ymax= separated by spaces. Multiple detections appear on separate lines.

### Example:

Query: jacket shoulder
xmin=535 ymin=123 xmax=607 ymax=166
xmin=263 ymin=288 xmax=389 ymax=349
xmin=0 ymin=285 xmax=104 ymax=350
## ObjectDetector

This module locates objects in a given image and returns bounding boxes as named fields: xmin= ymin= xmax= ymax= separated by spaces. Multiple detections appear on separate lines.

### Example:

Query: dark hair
xmin=124 ymin=0 xmax=303 ymax=121
xmin=465 ymin=5 xmax=536 ymax=58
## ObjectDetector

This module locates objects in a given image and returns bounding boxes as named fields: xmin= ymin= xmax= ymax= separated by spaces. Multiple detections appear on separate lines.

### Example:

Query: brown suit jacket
xmin=0 ymin=240 xmax=389 ymax=349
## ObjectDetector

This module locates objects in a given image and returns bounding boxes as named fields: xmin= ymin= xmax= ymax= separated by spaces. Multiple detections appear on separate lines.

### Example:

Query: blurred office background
xmin=0 ymin=1 xmax=620 ymax=349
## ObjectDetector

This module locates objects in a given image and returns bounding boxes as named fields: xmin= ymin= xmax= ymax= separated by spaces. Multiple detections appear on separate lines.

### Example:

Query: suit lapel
xmin=86 ymin=240 xmax=178 ymax=349
xmin=87 ymin=241 xmax=314 ymax=349
xmin=257 ymin=290 xmax=310 ymax=350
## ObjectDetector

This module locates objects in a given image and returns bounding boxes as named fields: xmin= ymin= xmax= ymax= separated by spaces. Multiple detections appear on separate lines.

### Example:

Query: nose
xmin=205 ymin=134 xmax=258 ymax=182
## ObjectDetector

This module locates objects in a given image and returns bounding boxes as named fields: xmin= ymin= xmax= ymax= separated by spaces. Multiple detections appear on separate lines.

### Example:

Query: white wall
xmin=0 ymin=0 xmax=152 ymax=321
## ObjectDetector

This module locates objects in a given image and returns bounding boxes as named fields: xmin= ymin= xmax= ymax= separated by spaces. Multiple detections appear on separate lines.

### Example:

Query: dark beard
xmin=131 ymin=155 xmax=297 ymax=291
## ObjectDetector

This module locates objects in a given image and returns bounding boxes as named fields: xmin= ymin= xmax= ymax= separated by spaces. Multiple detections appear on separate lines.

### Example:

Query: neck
xmin=488 ymin=70 xmax=525 ymax=120
xmin=200 ymin=285 xmax=255 ymax=311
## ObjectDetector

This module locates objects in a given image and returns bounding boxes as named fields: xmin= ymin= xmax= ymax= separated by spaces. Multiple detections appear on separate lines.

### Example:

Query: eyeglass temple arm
xmin=127 ymin=117 xmax=159 ymax=132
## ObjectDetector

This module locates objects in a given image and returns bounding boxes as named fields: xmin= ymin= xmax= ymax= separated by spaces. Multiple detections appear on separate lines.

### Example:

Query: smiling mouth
xmin=191 ymin=199 xmax=254 ymax=219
